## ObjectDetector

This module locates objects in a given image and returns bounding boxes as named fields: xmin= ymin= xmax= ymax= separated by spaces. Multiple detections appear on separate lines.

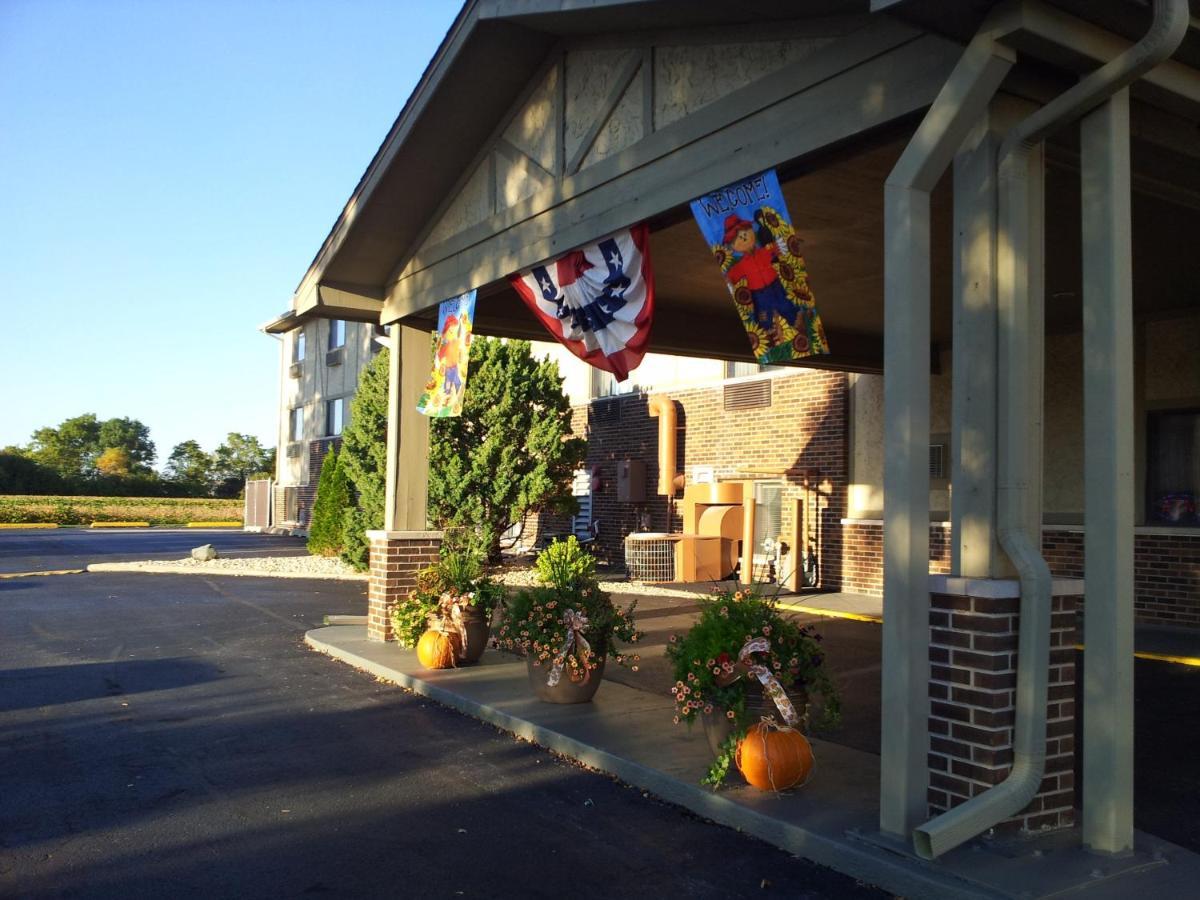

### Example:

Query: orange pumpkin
xmin=416 ymin=628 xmax=460 ymax=669
xmin=735 ymin=721 xmax=813 ymax=791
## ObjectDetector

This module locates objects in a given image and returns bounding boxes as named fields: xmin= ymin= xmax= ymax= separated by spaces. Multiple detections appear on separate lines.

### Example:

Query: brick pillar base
xmin=366 ymin=530 xmax=443 ymax=642
xmin=927 ymin=576 xmax=1081 ymax=834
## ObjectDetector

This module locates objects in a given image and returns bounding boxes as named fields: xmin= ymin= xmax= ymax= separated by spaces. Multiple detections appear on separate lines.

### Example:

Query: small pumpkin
xmin=416 ymin=628 xmax=460 ymax=670
xmin=735 ymin=721 xmax=813 ymax=791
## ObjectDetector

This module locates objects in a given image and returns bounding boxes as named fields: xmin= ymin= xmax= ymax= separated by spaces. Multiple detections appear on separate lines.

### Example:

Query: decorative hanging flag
xmin=417 ymin=290 xmax=476 ymax=418
xmin=690 ymin=170 xmax=829 ymax=365
xmin=509 ymin=224 xmax=653 ymax=381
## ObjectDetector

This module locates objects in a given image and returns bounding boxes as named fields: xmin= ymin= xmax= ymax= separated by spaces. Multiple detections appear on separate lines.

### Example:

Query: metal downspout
xmin=881 ymin=30 xmax=1015 ymax=839
xmin=912 ymin=0 xmax=1190 ymax=861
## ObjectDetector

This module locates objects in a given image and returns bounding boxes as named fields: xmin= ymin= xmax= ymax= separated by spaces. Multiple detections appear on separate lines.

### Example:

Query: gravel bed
xmin=495 ymin=566 xmax=704 ymax=600
xmin=87 ymin=555 xmax=367 ymax=581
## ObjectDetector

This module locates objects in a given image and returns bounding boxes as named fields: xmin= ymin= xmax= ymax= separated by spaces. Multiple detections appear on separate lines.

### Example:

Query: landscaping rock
xmin=191 ymin=544 xmax=219 ymax=561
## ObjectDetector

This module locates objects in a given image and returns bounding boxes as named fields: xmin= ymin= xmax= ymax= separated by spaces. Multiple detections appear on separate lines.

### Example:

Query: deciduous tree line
xmin=1 ymin=414 xmax=274 ymax=498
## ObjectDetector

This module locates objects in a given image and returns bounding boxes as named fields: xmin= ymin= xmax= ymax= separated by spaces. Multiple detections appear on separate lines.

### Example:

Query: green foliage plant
xmin=308 ymin=448 xmax=351 ymax=556
xmin=665 ymin=583 xmax=840 ymax=788
xmin=496 ymin=538 xmax=641 ymax=683
xmin=339 ymin=349 xmax=390 ymax=571
xmin=388 ymin=548 xmax=506 ymax=648
xmin=428 ymin=338 xmax=586 ymax=564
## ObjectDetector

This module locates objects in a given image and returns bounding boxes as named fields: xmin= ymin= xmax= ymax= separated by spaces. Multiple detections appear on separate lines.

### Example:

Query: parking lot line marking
xmin=777 ymin=602 xmax=883 ymax=624
xmin=1073 ymin=642 xmax=1200 ymax=667
xmin=0 ymin=569 xmax=85 ymax=579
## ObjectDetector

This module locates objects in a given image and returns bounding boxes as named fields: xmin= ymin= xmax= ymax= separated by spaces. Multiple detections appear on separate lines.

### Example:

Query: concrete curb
xmin=0 ymin=523 xmax=59 ymax=529
xmin=185 ymin=522 xmax=243 ymax=528
xmin=304 ymin=626 xmax=999 ymax=900
xmin=85 ymin=562 xmax=367 ymax=581
xmin=90 ymin=522 xmax=151 ymax=528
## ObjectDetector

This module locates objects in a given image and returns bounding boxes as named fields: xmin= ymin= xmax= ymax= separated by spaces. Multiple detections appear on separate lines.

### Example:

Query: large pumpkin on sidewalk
xmin=735 ymin=722 xmax=813 ymax=791
xmin=416 ymin=628 xmax=460 ymax=669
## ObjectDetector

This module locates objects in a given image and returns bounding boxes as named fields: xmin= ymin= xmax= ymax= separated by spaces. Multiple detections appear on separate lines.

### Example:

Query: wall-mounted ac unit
xmin=285 ymin=442 xmax=304 ymax=458
xmin=325 ymin=348 xmax=344 ymax=367
xmin=289 ymin=362 xmax=302 ymax=379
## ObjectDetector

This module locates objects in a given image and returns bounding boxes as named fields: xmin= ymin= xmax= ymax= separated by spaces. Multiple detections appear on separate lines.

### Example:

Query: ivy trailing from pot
xmin=496 ymin=537 xmax=642 ymax=703
xmin=666 ymin=584 xmax=840 ymax=788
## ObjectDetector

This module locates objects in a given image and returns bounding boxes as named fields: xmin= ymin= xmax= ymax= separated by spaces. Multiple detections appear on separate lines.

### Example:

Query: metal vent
xmin=929 ymin=443 xmax=946 ymax=479
xmin=592 ymin=398 xmax=621 ymax=424
xmin=723 ymin=378 xmax=771 ymax=410
xmin=285 ymin=442 xmax=304 ymax=459
xmin=325 ymin=348 xmax=344 ymax=367
xmin=289 ymin=362 xmax=301 ymax=379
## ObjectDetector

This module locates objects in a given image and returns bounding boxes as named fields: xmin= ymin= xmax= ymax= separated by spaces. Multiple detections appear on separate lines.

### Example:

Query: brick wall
xmin=928 ymin=585 xmax=1078 ymax=833
xmin=366 ymin=531 xmax=442 ymax=642
xmin=560 ymin=371 xmax=848 ymax=585
xmin=846 ymin=521 xmax=1200 ymax=629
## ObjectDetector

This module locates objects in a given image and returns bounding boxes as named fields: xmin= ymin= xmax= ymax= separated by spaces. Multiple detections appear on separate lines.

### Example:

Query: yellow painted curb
xmin=0 ymin=523 xmax=59 ymax=529
xmin=90 ymin=522 xmax=151 ymax=528
xmin=0 ymin=569 xmax=85 ymax=579
xmin=186 ymin=522 xmax=243 ymax=527
xmin=778 ymin=602 xmax=883 ymax=624
xmin=1073 ymin=643 xmax=1200 ymax=667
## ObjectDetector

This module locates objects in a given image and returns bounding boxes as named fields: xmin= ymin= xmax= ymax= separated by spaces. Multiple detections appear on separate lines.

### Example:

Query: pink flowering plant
xmin=666 ymin=584 xmax=839 ymax=787
xmin=496 ymin=537 xmax=641 ymax=683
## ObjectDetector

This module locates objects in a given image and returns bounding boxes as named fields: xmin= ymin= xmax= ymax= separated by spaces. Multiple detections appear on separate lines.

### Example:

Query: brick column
xmin=366 ymin=530 xmax=443 ymax=642
xmin=927 ymin=576 xmax=1081 ymax=834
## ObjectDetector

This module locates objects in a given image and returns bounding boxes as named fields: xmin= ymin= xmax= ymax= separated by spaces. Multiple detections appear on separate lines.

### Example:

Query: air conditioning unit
xmin=289 ymin=362 xmax=302 ymax=379
xmin=325 ymin=348 xmax=344 ymax=367
xmin=285 ymin=442 xmax=304 ymax=459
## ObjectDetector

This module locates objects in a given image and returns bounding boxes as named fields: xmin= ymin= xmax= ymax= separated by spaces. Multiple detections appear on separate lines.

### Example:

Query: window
xmin=289 ymin=407 xmax=304 ymax=442
xmin=326 ymin=398 xmax=345 ymax=436
xmin=725 ymin=361 xmax=780 ymax=379
xmin=293 ymin=331 xmax=306 ymax=363
xmin=1146 ymin=409 xmax=1200 ymax=525
xmin=328 ymin=319 xmax=346 ymax=350
xmin=589 ymin=367 xmax=636 ymax=400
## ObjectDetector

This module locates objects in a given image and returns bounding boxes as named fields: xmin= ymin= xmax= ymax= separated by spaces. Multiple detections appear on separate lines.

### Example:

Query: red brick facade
xmin=366 ymin=531 xmax=442 ymax=642
xmin=928 ymin=581 xmax=1079 ymax=833
xmin=844 ymin=521 xmax=1200 ymax=629
xmin=547 ymin=371 xmax=849 ymax=585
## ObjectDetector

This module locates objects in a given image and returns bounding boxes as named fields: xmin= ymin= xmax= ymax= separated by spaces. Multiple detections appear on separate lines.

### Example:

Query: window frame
xmin=289 ymin=407 xmax=304 ymax=442
xmin=325 ymin=398 xmax=345 ymax=437
xmin=328 ymin=319 xmax=346 ymax=351
xmin=293 ymin=330 xmax=306 ymax=363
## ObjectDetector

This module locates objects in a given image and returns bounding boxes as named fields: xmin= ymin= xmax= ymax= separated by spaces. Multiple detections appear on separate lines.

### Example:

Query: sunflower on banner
xmin=417 ymin=290 xmax=476 ymax=418
xmin=690 ymin=170 xmax=828 ymax=365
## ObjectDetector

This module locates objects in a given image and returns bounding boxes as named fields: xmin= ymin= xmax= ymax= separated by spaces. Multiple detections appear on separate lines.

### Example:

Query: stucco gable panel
xmin=503 ymin=63 xmax=559 ymax=174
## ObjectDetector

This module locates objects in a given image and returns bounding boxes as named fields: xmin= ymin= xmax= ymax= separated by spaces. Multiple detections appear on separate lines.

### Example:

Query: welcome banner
xmin=417 ymin=290 xmax=476 ymax=418
xmin=689 ymin=170 xmax=828 ymax=365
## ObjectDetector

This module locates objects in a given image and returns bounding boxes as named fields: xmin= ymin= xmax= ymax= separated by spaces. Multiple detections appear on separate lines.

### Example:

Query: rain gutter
xmin=911 ymin=0 xmax=1190 ymax=861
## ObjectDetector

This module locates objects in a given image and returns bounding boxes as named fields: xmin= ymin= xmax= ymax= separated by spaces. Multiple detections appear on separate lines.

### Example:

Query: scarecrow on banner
xmin=690 ymin=170 xmax=828 ymax=365
xmin=509 ymin=224 xmax=654 ymax=382
xmin=417 ymin=290 xmax=476 ymax=418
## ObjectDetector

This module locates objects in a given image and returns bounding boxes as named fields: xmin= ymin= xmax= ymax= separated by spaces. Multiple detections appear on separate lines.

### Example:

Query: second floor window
xmin=329 ymin=319 xmax=346 ymax=350
xmin=294 ymin=331 xmax=306 ymax=363
xmin=326 ymin=398 xmax=345 ymax=436
xmin=289 ymin=407 xmax=303 ymax=442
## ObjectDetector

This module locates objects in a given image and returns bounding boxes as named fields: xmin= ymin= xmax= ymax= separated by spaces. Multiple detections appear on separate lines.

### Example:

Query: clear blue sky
xmin=0 ymin=0 xmax=460 ymax=467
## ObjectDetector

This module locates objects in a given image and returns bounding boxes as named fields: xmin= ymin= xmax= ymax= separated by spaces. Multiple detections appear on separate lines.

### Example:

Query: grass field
xmin=0 ymin=495 xmax=243 ymax=526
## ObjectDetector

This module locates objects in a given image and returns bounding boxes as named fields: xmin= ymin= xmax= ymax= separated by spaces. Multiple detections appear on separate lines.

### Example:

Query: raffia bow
xmin=546 ymin=608 xmax=592 ymax=687
xmin=736 ymin=637 xmax=800 ymax=728
xmin=431 ymin=592 xmax=469 ymax=658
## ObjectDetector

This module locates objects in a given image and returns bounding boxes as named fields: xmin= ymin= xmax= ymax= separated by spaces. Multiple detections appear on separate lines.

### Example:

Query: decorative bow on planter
xmin=723 ymin=637 xmax=800 ymax=727
xmin=547 ymin=608 xmax=592 ymax=687
xmin=433 ymin=592 xmax=469 ymax=653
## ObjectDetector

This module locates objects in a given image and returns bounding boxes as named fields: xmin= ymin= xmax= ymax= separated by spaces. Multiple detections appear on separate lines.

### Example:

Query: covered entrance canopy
xmin=281 ymin=0 xmax=1200 ymax=870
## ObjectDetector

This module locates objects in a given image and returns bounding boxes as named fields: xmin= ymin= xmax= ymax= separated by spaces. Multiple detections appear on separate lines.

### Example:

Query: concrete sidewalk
xmin=307 ymin=625 xmax=1200 ymax=900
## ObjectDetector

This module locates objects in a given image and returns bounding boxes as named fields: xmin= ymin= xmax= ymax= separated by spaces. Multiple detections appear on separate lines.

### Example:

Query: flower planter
xmin=526 ymin=655 xmax=606 ymax=704
xmin=699 ymin=681 xmax=777 ymax=757
xmin=457 ymin=605 xmax=492 ymax=665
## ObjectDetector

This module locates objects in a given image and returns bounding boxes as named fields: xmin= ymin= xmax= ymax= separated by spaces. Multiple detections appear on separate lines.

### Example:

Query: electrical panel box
xmin=616 ymin=459 xmax=646 ymax=503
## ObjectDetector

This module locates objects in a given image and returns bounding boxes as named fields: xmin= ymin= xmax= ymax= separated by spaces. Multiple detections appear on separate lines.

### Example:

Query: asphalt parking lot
xmin=0 ymin=530 xmax=887 ymax=899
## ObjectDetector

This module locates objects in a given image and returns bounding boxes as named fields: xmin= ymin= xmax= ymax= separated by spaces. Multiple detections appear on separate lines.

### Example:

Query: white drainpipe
xmin=911 ymin=0 xmax=1190 ymax=861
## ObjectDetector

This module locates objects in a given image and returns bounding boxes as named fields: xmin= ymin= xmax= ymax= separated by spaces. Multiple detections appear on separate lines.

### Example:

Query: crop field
xmin=0 ymin=495 xmax=243 ymax=526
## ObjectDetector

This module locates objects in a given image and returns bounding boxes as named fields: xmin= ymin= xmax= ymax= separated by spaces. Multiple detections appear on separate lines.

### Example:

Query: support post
xmin=385 ymin=324 xmax=432 ymax=532
xmin=1080 ymin=88 xmax=1135 ymax=855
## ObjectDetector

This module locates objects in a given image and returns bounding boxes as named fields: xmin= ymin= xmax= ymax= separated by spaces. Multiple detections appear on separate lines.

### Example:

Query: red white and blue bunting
xmin=509 ymin=224 xmax=654 ymax=382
